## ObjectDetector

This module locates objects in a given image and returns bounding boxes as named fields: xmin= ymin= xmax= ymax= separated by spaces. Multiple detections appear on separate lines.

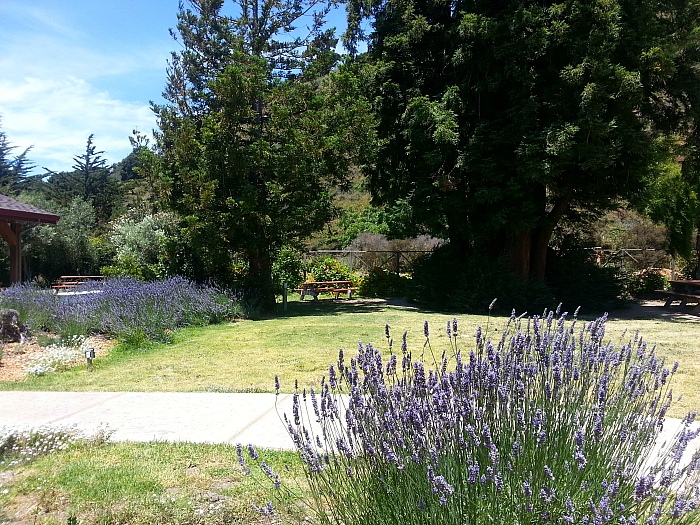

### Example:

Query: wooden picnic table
xmin=295 ymin=281 xmax=357 ymax=300
xmin=52 ymin=275 xmax=105 ymax=292
xmin=655 ymin=280 xmax=700 ymax=314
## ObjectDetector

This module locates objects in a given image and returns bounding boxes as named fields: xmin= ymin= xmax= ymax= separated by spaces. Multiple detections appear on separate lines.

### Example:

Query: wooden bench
xmin=294 ymin=281 xmax=357 ymax=300
xmin=654 ymin=290 xmax=700 ymax=314
xmin=330 ymin=287 xmax=358 ymax=299
xmin=52 ymin=275 xmax=104 ymax=292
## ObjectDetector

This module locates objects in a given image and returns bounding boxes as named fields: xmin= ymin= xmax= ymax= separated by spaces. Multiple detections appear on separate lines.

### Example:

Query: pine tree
xmin=150 ymin=0 xmax=374 ymax=308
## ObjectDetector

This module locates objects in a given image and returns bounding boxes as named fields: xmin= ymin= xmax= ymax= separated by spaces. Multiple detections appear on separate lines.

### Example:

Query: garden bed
xmin=0 ymin=336 xmax=115 ymax=382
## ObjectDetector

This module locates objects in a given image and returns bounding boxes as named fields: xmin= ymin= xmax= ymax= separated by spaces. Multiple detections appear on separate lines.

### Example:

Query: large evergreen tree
xmin=348 ymin=0 xmax=700 ymax=279
xmin=150 ymin=0 xmax=374 ymax=308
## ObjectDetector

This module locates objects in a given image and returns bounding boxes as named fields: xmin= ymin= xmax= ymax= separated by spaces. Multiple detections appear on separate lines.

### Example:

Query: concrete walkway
xmin=1 ymin=391 xmax=699 ymax=464
xmin=0 ymin=391 xmax=299 ymax=450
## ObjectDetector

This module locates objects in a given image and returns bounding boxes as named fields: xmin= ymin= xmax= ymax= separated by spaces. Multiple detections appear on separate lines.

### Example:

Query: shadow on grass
xmin=262 ymin=296 xmax=692 ymax=324
xmin=267 ymin=296 xmax=445 ymax=320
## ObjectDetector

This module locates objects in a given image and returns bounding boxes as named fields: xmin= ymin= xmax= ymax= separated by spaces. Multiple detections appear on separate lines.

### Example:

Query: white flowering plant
xmin=26 ymin=335 xmax=89 ymax=376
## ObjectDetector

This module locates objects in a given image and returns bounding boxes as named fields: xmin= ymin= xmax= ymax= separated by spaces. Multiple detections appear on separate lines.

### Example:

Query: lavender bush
xmin=0 ymin=277 xmax=242 ymax=345
xmin=244 ymin=310 xmax=700 ymax=524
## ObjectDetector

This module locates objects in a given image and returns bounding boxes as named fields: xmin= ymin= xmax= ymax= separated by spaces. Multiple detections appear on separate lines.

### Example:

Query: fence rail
xmin=589 ymin=247 xmax=676 ymax=278
xmin=305 ymin=247 xmax=677 ymax=278
xmin=305 ymin=250 xmax=432 ymax=275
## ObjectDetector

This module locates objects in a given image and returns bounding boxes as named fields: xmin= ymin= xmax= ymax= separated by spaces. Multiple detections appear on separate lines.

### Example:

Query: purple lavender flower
xmin=523 ymin=481 xmax=532 ymax=497
xmin=424 ymin=320 xmax=429 ymax=338
xmin=495 ymin=472 xmax=503 ymax=493
xmin=544 ymin=465 xmax=555 ymax=481
xmin=252 ymin=501 xmax=275 ymax=516
xmin=329 ymin=365 xmax=337 ymax=389
xmin=540 ymin=485 xmax=555 ymax=504
xmin=468 ymin=463 xmax=479 ymax=484
xmin=236 ymin=443 xmax=245 ymax=467
xmin=247 ymin=444 xmax=259 ymax=460
xmin=634 ymin=475 xmax=654 ymax=502
xmin=593 ymin=415 xmax=603 ymax=442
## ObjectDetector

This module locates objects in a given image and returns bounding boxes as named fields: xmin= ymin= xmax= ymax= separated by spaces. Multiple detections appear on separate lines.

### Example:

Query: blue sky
xmin=0 ymin=0 xmax=352 ymax=174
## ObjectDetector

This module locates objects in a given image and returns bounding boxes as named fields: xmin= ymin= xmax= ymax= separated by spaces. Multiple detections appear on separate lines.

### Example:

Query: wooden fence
xmin=305 ymin=250 xmax=432 ymax=275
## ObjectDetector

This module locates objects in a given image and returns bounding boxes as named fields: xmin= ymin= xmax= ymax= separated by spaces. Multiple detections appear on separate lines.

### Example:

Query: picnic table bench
xmin=295 ymin=281 xmax=358 ymax=300
xmin=52 ymin=275 xmax=105 ymax=292
xmin=655 ymin=280 xmax=700 ymax=314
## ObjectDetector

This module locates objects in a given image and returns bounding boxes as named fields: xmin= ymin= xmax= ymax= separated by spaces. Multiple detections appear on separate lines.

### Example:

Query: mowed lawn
xmin=1 ymin=298 xmax=699 ymax=417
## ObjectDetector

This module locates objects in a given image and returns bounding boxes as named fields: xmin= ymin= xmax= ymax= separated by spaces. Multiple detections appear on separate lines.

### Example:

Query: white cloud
xmin=0 ymin=76 xmax=156 ymax=172
xmin=0 ymin=0 xmax=173 ymax=172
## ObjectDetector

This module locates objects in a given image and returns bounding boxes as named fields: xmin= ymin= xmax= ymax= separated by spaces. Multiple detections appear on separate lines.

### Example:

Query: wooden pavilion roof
xmin=0 ymin=194 xmax=59 ymax=224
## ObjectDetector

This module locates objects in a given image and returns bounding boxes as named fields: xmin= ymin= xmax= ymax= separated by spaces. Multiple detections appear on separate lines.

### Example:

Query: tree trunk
xmin=446 ymin=210 xmax=470 ymax=260
xmin=695 ymin=231 xmax=700 ymax=280
xmin=247 ymin=245 xmax=276 ymax=312
xmin=506 ymin=228 xmax=532 ymax=280
xmin=530 ymin=226 xmax=554 ymax=281
xmin=529 ymin=182 xmax=575 ymax=280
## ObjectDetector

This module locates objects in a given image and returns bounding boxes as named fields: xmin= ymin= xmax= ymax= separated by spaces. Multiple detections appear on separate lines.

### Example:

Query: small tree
xmin=43 ymin=135 xmax=122 ymax=223
xmin=22 ymin=196 xmax=99 ymax=281
xmin=0 ymin=118 xmax=35 ymax=196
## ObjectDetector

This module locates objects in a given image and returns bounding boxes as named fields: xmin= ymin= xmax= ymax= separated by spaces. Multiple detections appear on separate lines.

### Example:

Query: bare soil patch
xmin=0 ymin=336 xmax=115 ymax=382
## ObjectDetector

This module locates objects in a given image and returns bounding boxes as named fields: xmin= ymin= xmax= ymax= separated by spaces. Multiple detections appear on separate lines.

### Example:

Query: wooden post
xmin=0 ymin=222 xmax=22 ymax=284
xmin=671 ymin=256 xmax=676 ymax=281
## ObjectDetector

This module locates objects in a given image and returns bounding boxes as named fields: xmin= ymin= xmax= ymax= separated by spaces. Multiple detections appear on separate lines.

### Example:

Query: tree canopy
xmin=42 ymin=135 xmax=122 ymax=223
xmin=0 ymin=118 xmax=35 ymax=196
xmin=347 ymin=0 xmax=700 ymax=279
xmin=149 ymin=0 xmax=374 ymax=308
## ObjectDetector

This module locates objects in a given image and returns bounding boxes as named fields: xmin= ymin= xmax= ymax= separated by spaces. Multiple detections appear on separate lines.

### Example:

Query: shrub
xmin=0 ymin=427 xmax=82 ymax=467
xmin=546 ymin=249 xmax=626 ymax=311
xmin=26 ymin=335 xmax=89 ymax=376
xmin=0 ymin=277 xmax=242 ymax=345
xmin=272 ymin=248 xmax=305 ymax=293
xmin=101 ymin=255 xmax=145 ymax=280
xmin=625 ymin=269 xmax=669 ymax=299
xmin=411 ymin=244 xmax=625 ymax=314
xmin=305 ymin=257 xmax=353 ymax=283
xmin=410 ymin=245 xmax=554 ymax=313
xmin=243 ymin=313 xmax=700 ymax=524
xmin=358 ymin=267 xmax=410 ymax=298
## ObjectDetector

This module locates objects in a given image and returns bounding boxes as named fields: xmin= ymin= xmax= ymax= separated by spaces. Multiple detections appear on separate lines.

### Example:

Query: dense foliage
xmin=358 ymin=267 xmax=410 ymax=298
xmin=21 ymin=196 xmax=100 ymax=281
xmin=348 ymin=0 xmax=700 ymax=281
xmin=147 ymin=0 xmax=375 ymax=310
xmin=305 ymin=257 xmax=353 ymax=283
xmin=245 ymin=315 xmax=700 ymax=524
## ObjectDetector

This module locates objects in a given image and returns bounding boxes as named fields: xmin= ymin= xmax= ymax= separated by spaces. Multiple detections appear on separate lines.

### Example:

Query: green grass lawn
xmin=1 ymin=298 xmax=699 ymax=525
xmin=0 ymin=436 xmax=306 ymax=525
xmin=1 ymin=298 xmax=699 ymax=416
